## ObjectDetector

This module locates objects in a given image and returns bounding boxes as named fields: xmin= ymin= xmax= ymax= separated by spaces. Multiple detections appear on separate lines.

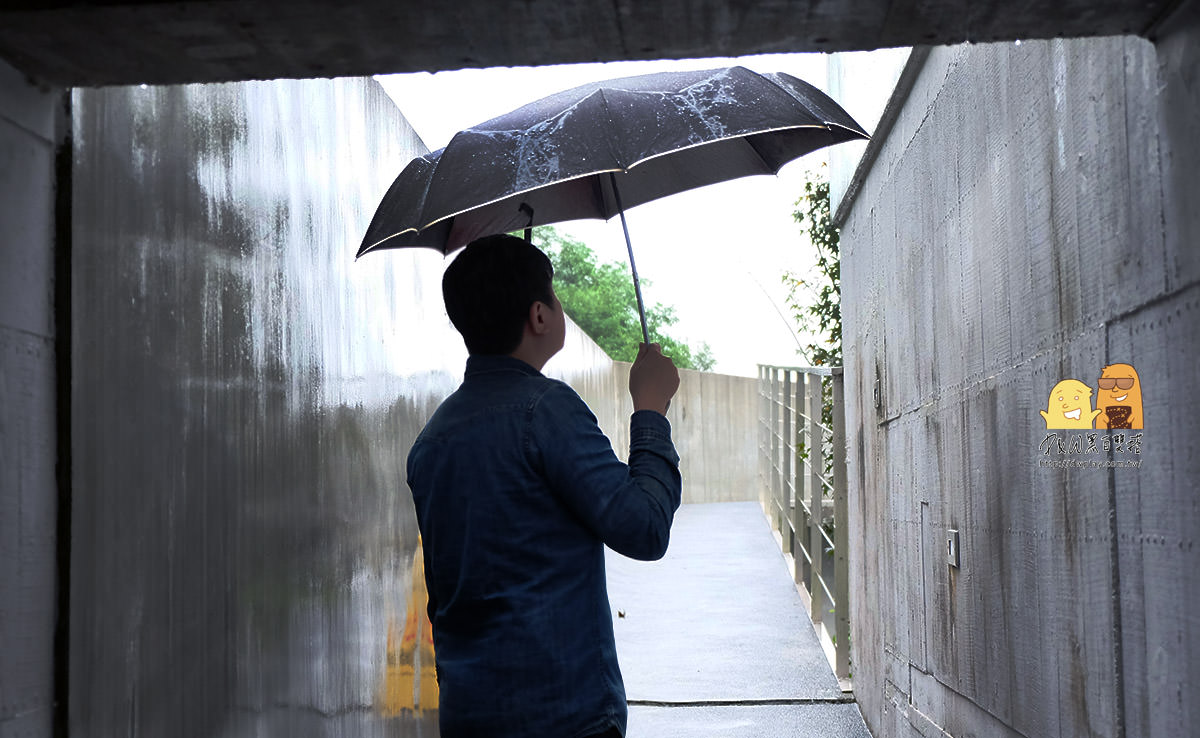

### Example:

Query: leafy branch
xmin=534 ymin=228 xmax=715 ymax=371
xmin=783 ymin=172 xmax=841 ymax=369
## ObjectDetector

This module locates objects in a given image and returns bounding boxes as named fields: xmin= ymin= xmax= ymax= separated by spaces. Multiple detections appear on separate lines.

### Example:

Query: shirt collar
xmin=464 ymin=354 xmax=543 ymax=378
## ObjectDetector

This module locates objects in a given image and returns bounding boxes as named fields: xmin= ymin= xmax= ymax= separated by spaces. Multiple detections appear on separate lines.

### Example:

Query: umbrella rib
xmin=622 ymin=123 xmax=832 ymax=172
xmin=418 ymin=167 xmax=627 ymax=231
xmin=757 ymin=72 xmax=870 ymax=138
xmin=416 ymin=123 xmax=855 ymax=233
xmin=360 ymin=228 xmax=421 ymax=255
xmin=595 ymin=88 xmax=625 ymax=172
xmin=739 ymin=131 xmax=781 ymax=175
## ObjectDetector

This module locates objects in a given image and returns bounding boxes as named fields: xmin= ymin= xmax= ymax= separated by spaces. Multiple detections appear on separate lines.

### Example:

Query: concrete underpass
xmin=2 ymin=2 xmax=1198 ymax=738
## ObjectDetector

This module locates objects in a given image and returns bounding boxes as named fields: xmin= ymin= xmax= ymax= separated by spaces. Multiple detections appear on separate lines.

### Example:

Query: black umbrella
xmin=358 ymin=66 xmax=868 ymax=344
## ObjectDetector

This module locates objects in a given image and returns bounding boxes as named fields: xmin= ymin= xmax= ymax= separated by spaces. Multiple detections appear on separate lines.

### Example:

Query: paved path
xmin=606 ymin=501 xmax=872 ymax=738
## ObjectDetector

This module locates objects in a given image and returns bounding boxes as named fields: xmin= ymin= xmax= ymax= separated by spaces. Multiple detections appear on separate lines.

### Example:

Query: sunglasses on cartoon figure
xmin=1098 ymin=377 xmax=1135 ymax=390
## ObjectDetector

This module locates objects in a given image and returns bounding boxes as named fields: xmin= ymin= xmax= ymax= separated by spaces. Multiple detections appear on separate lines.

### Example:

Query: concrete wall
xmin=0 ymin=60 xmax=63 ymax=738
xmin=63 ymin=74 xmax=758 ymax=737
xmin=554 ymin=347 xmax=759 ymax=506
xmin=69 ymin=77 xmax=447 ymax=737
xmin=837 ymin=21 xmax=1199 ymax=738
xmin=826 ymin=47 xmax=911 ymax=210
xmin=0 ymin=0 xmax=1175 ymax=89
xmin=665 ymin=367 xmax=760 ymax=504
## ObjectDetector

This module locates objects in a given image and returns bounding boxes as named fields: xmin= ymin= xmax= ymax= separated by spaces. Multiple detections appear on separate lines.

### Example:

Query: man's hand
xmin=629 ymin=343 xmax=680 ymax=416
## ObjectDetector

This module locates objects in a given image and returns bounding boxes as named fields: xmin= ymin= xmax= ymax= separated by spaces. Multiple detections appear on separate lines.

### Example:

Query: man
xmin=407 ymin=234 xmax=682 ymax=738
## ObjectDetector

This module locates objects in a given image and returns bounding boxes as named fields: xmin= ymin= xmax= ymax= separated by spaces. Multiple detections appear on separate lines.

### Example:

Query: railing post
xmin=792 ymin=372 xmax=806 ymax=585
xmin=770 ymin=368 xmax=782 ymax=536
xmin=758 ymin=365 xmax=766 ymax=511
xmin=777 ymin=369 xmax=788 ymax=540
xmin=781 ymin=370 xmax=793 ymax=554
xmin=787 ymin=372 xmax=796 ymax=585
xmin=832 ymin=369 xmax=849 ymax=684
xmin=808 ymin=372 xmax=825 ymax=626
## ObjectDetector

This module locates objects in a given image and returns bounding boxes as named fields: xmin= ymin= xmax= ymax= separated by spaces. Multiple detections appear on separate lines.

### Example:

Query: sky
xmin=376 ymin=54 xmax=845 ymax=377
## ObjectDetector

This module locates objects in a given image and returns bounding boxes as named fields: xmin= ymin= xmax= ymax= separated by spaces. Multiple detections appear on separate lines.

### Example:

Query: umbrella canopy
xmin=358 ymin=66 xmax=868 ymax=257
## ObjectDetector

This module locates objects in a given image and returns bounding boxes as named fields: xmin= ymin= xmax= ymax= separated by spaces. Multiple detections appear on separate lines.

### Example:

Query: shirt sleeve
xmin=529 ymin=381 xmax=682 ymax=561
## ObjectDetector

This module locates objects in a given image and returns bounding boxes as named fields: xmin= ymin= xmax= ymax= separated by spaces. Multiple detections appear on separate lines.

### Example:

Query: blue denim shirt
xmin=407 ymin=355 xmax=682 ymax=738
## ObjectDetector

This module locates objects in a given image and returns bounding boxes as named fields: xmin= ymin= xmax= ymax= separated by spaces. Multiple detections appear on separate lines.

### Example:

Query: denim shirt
xmin=407 ymin=355 xmax=682 ymax=738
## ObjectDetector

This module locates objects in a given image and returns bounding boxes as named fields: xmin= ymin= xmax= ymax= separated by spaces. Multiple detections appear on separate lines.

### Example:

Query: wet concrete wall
xmin=666 ymin=367 xmax=760 ymax=503
xmin=553 ymin=350 xmax=759 ymax=505
xmin=66 ymin=75 xmax=759 ymax=737
xmin=836 ymin=25 xmax=1199 ymax=738
xmin=0 ymin=60 xmax=62 ymax=738
xmin=70 ymin=77 xmax=450 ymax=737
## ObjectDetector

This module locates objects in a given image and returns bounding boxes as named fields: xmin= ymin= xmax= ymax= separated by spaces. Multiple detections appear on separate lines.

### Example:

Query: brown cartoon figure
xmin=1096 ymin=363 xmax=1143 ymax=430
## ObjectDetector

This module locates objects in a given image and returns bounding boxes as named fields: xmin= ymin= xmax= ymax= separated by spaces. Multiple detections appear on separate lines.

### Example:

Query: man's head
xmin=442 ymin=234 xmax=561 ymax=357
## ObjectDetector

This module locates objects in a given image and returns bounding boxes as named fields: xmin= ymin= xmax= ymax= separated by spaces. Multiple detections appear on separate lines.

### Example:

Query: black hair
xmin=442 ymin=234 xmax=555 ymax=355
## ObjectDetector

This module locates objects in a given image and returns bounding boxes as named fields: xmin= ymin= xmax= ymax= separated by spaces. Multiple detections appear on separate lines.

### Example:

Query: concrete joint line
xmin=833 ymin=45 xmax=932 ymax=227
xmin=1101 ymin=276 xmax=1200 ymax=328
xmin=0 ymin=323 xmax=57 ymax=343
xmin=871 ymin=274 xmax=1197 ymax=427
xmin=627 ymin=697 xmax=858 ymax=707
xmin=0 ymin=112 xmax=58 ymax=145
xmin=902 ymin=699 xmax=958 ymax=738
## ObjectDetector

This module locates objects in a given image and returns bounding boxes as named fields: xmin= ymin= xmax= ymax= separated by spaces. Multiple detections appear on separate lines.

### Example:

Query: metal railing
xmin=757 ymin=364 xmax=851 ymax=690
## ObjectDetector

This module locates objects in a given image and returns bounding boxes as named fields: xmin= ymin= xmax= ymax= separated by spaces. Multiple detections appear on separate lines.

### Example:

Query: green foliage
xmin=783 ymin=173 xmax=841 ymax=369
xmin=533 ymin=228 xmax=715 ymax=371
xmin=783 ymin=171 xmax=841 ymax=480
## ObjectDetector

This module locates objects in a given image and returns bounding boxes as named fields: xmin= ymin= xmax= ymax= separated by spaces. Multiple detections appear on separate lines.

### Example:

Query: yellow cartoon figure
xmin=1040 ymin=379 xmax=1102 ymax=429
xmin=1096 ymin=363 xmax=1143 ymax=430
xmin=379 ymin=538 xmax=439 ymax=716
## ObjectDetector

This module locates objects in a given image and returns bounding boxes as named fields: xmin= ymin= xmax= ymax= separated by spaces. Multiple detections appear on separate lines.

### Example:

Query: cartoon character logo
xmin=1040 ymin=379 xmax=1103 ymax=429
xmin=1096 ymin=363 xmax=1143 ymax=429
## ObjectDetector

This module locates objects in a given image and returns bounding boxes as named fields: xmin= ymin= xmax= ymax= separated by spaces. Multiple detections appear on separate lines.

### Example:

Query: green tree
xmin=532 ymin=228 xmax=715 ymax=371
xmin=783 ymin=173 xmax=841 ymax=368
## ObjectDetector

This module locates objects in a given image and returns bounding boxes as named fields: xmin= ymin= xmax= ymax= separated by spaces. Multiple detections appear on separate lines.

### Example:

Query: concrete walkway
xmin=606 ymin=501 xmax=872 ymax=738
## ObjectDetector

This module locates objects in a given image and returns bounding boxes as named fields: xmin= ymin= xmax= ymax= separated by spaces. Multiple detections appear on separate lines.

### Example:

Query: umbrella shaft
xmin=609 ymin=173 xmax=651 ymax=346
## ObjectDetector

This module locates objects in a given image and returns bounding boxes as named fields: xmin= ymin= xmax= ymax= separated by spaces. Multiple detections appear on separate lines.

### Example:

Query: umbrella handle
xmin=608 ymin=173 xmax=651 ymax=346
xmin=520 ymin=203 xmax=534 ymax=243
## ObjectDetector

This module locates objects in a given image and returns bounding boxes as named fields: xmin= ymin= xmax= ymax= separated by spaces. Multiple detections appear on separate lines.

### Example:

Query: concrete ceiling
xmin=0 ymin=0 xmax=1183 ymax=87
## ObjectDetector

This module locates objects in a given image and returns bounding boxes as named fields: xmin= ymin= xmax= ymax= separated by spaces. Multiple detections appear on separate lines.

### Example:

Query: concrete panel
xmin=0 ymin=330 xmax=57 ymax=738
xmin=0 ymin=61 xmax=57 ymax=338
xmin=1157 ymin=1 xmax=1200 ymax=296
xmin=838 ymin=31 xmax=1200 ymax=738
xmin=826 ymin=48 xmax=911 ymax=212
xmin=69 ymin=77 xmax=444 ymax=737
xmin=667 ymin=368 xmax=759 ymax=504
xmin=552 ymin=337 xmax=758 ymax=505
xmin=672 ymin=366 xmax=710 ymax=499
xmin=1128 ymin=5 xmax=1200 ymax=731
xmin=0 ymin=0 xmax=1179 ymax=88
xmin=546 ymin=318 xmax=629 ymax=453
xmin=1108 ymin=287 xmax=1200 ymax=738
xmin=840 ymin=190 xmax=886 ymax=731
xmin=0 ymin=58 xmax=60 ymax=738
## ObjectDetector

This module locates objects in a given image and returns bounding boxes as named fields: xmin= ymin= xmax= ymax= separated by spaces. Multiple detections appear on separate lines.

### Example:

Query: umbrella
xmin=358 ymin=65 xmax=868 ymax=344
